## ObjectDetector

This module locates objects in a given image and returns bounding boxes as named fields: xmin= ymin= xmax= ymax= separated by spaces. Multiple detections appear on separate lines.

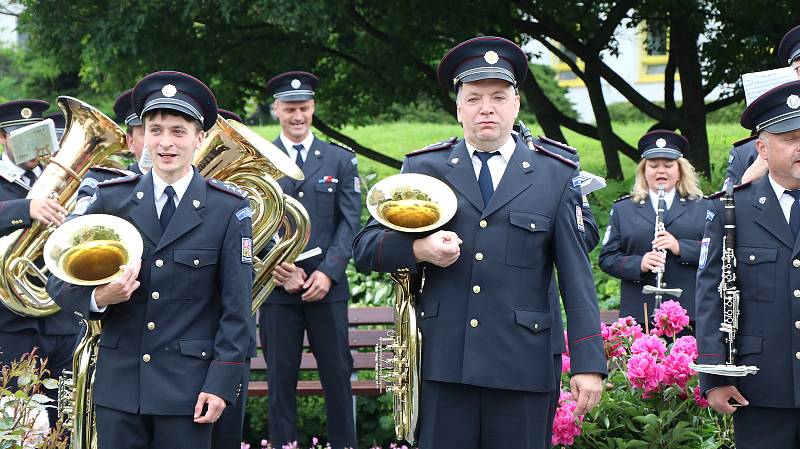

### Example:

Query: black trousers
xmin=260 ymin=301 xmax=355 ymax=448
xmin=733 ymin=405 xmax=800 ymax=449
xmin=96 ymin=405 xmax=213 ymax=449
xmin=0 ymin=330 xmax=76 ymax=426
xmin=210 ymin=360 xmax=250 ymax=449
xmin=417 ymin=380 xmax=550 ymax=449
xmin=544 ymin=354 xmax=564 ymax=448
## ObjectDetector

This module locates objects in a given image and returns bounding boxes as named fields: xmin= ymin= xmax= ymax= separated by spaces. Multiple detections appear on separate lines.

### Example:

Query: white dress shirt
xmin=280 ymin=132 xmax=315 ymax=165
xmin=1 ymin=152 xmax=42 ymax=187
xmin=768 ymin=174 xmax=796 ymax=225
xmin=152 ymin=169 xmax=194 ymax=217
xmin=465 ymin=136 xmax=516 ymax=190
xmin=648 ymin=188 xmax=676 ymax=214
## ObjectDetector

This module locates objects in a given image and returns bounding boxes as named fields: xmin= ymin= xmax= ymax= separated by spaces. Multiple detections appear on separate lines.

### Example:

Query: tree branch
xmin=312 ymin=116 xmax=402 ymax=169
xmin=705 ymin=91 xmax=744 ymax=113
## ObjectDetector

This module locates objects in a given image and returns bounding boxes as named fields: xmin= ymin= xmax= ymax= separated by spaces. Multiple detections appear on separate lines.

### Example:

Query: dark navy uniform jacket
xmin=696 ymin=176 xmax=800 ymax=408
xmin=599 ymin=193 xmax=707 ymax=325
xmin=353 ymin=136 xmax=607 ymax=392
xmin=266 ymin=136 xmax=361 ymax=304
xmin=0 ymin=171 xmax=79 ymax=336
xmin=47 ymin=169 xmax=253 ymax=415
xmin=724 ymin=136 xmax=758 ymax=187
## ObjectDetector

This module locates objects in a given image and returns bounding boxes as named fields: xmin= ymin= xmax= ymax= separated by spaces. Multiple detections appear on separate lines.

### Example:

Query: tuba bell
xmin=367 ymin=173 xmax=457 ymax=445
xmin=0 ymin=96 xmax=128 ymax=317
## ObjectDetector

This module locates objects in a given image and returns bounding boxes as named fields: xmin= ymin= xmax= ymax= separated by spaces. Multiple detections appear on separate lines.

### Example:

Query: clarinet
xmin=691 ymin=181 xmax=758 ymax=377
xmin=642 ymin=185 xmax=682 ymax=308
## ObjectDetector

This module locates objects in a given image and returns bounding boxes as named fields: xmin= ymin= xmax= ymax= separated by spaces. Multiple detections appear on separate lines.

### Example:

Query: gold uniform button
xmin=470 ymin=319 xmax=478 ymax=328
xmin=142 ymin=354 xmax=151 ymax=363
xmin=475 ymin=253 xmax=484 ymax=261
xmin=794 ymin=259 xmax=800 ymax=268
xmin=479 ymin=220 xmax=487 ymax=228
xmin=151 ymin=292 xmax=160 ymax=300
xmin=147 ymin=322 xmax=155 ymax=331
xmin=749 ymin=255 xmax=755 ymax=262
xmin=155 ymin=259 xmax=164 ymax=267
xmin=795 ymin=290 xmax=800 ymax=299
xmin=298 ymin=192 xmax=305 ymax=198
xmin=472 ymin=285 xmax=481 ymax=294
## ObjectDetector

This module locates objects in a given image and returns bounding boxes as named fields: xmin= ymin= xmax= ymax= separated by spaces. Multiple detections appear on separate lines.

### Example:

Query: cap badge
xmin=192 ymin=200 xmax=200 ymax=209
xmin=20 ymin=108 xmax=32 ymax=119
xmin=291 ymin=79 xmax=302 ymax=89
xmin=161 ymin=84 xmax=177 ymax=98
xmin=484 ymin=50 xmax=499 ymax=65
xmin=787 ymin=94 xmax=800 ymax=110
xmin=656 ymin=138 xmax=667 ymax=148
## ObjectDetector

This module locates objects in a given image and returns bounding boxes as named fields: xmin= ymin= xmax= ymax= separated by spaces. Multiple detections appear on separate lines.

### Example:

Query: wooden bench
xmin=246 ymin=307 xmax=620 ymax=397
xmin=247 ymin=306 xmax=394 ymax=397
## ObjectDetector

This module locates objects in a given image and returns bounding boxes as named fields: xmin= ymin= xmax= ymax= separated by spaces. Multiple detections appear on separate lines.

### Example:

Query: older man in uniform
xmin=696 ymin=80 xmax=800 ymax=449
xmin=259 ymin=71 xmax=361 ymax=448
xmin=725 ymin=24 xmax=800 ymax=186
xmin=352 ymin=36 xmax=606 ymax=448
xmin=47 ymin=71 xmax=253 ymax=449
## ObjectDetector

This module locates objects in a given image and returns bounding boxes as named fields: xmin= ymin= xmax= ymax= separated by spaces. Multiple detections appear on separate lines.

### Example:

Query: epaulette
xmin=707 ymin=180 xmax=752 ymax=199
xmin=89 ymin=166 xmax=136 ymax=177
xmin=614 ymin=194 xmax=631 ymax=203
xmin=731 ymin=134 xmax=757 ymax=148
xmin=97 ymin=174 xmax=139 ymax=187
xmin=532 ymin=144 xmax=578 ymax=168
xmin=538 ymin=135 xmax=577 ymax=154
xmin=328 ymin=140 xmax=355 ymax=153
xmin=207 ymin=178 xmax=247 ymax=199
xmin=405 ymin=137 xmax=458 ymax=156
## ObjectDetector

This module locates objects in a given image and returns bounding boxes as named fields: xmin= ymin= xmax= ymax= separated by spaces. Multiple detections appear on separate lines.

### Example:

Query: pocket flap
xmin=419 ymin=300 xmax=439 ymax=320
xmin=179 ymin=338 xmax=214 ymax=360
xmin=736 ymin=246 xmax=777 ymax=265
xmin=514 ymin=309 xmax=552 ymax=333
xmin=509 ymin=211 xmax=550 ymax=233
xmin=737 ymin=334 xmax=763 ymax=356
xmin=98 ymin=333 xmax=120 ymax=349
xmin=315 ymin=183 xmax=338 ymax=193
xmin=174 ymin=249 xmax=218 ymax=268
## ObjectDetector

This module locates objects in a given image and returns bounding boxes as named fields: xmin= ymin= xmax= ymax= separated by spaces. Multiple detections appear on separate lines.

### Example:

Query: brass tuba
xmin=193 ymin=117 xmax=310 ymax=313
xmin=0 ymin=96 xmax=127 ymax=317
xmin=367 ymin=173 xmax=457 ymax=444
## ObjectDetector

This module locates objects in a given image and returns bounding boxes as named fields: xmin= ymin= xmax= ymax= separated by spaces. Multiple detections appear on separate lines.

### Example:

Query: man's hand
xmin=570 ymin=373 xmax=603 ymax=416
xmin=193 ymin=392 xmax=226 ymax=424
xmin=652 ymin=230 xmax=680 ymax=256
xmin=273 ymin=262 xmax=307 ymax=293
xmin=301 ymin=270 xmax=332 ymax=302
xmin=741 ymin=156 xmax=768 ymax=184
xmin=412 ymin=230 xmax=462 ymax=267
xmin=29 ymin=198 xmax=67 ymax=227
xmin=707 ymin=386 xmax=749 ymax=414
xmin=94 ymin=260 xmax=141 ymax=307
xmin=640 ymin=250 xmax=666 ymax=273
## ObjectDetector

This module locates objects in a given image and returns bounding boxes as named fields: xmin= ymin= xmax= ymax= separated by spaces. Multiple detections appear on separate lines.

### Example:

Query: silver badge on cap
xmin=484 ymin=50 xmax=499 ymax=65
xmin=656 ymin=138 xmax=667 ymax=148
xmin=291 ymin=79 xmax=302 ymax=89
xmin=788 ymin=94 xmax=800 ymax=110
xmin=161 ymin=84 xmax=177 ymax=98
xmin=20 ymin=108 xmax=32 ymax=119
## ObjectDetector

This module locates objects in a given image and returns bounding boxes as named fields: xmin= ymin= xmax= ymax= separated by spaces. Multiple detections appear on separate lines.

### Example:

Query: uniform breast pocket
xmin=172 ymin=249 xmax=218 ymax=300
xmin=506 ymin=210 xmax=550 ymax=268
xmin=736 ymin=246 xmax=777 ymax=302
xmin=315 ymin=183 xmax=337 ymax=217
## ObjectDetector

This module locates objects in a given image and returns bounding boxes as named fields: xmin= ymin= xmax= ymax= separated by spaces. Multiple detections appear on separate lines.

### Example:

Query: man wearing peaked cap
xmin=724 ymin=24 xmax=800 ymax=187
xmin=218 ymin=108 xmax=243 ymax=123
xmin=353 ymin=36 xmax=605 ymax=448
xmin=47 ymin=71 xmax=252 ymax=449
xmin=696 ymin=79 xmax=800 ymax=449
xmin=112 ymin=88 xmax=147 ymax=174
xmin=259 ymin=70 xmax=360 ymax=449
xmin=0 ymin=98 xmax=72 ymax=428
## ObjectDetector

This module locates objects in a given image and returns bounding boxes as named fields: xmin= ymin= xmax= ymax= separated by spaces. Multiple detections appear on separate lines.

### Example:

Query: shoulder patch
xmin=707 ymin=180 xmax=752 ymax=199
xmin=532 ymin=144 xmax=578 ymax=168
xmin=538 ymin=135 xmax=577 ymax=154
xmin=731 ymin=134 xmax=757 ymax=148
xmin=97 ymin=174 xmax=139 ymax=187
xmin=614 ymin=194 xmax=632 ymax=203
xmin=207 ymin=178 xmax=247 ymax=198
xmin=406 ymin=137 xmax=458 ymax=157
xmin=90 ymin=166 xmax=136 ymax=177
xmin=328 ymin=140 xmax=355 ymax=153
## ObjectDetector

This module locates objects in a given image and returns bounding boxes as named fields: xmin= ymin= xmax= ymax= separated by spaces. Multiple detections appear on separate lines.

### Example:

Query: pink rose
xmin=630 ymin=334 xmax=667 ymax=359
xmin=671 ymin=336 xmax=698 ymax=360
xmin=663 ymin=352 xmax=696 ymax=389
xmin=627 ymin=352 xmax=664 ymax=394
xmin=653 ymin=300 xmax=690 ymax=338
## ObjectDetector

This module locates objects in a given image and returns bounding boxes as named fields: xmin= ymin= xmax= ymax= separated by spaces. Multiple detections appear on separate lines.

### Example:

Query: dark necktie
xmin=293 ymin=144 xmax=305 ymax=169
xmin=160 ymin=186 xmax=177 ymax=232
xmin=475 ymin=151 xmax=500 ymax=206
xmin=787 ymin=190 xmax=800 ymax=240
xmin=22 ymin=169 xmax=36 ymax=187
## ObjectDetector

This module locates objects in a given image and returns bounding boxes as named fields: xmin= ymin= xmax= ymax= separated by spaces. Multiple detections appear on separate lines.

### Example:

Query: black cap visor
xmin=761 ymin=113 xmax=800 ymax=134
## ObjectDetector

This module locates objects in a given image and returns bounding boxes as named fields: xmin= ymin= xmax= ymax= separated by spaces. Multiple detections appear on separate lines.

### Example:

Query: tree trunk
xmin=583 ymin=66 xmax=624 ymax=179
xmin=521 ymin=68 xmax=567 ymax=142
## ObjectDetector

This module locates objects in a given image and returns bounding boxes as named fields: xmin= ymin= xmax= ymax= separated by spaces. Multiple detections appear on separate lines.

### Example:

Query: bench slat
xmin=248 ymin=380 xmax=383 ymax=397
xmin=250 ymin=352 xmax=376 ymax=371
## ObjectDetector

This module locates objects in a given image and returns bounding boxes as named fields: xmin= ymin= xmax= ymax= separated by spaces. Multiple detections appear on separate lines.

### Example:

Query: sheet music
xmin=742 ymin=67 xmax=797 ymax=105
